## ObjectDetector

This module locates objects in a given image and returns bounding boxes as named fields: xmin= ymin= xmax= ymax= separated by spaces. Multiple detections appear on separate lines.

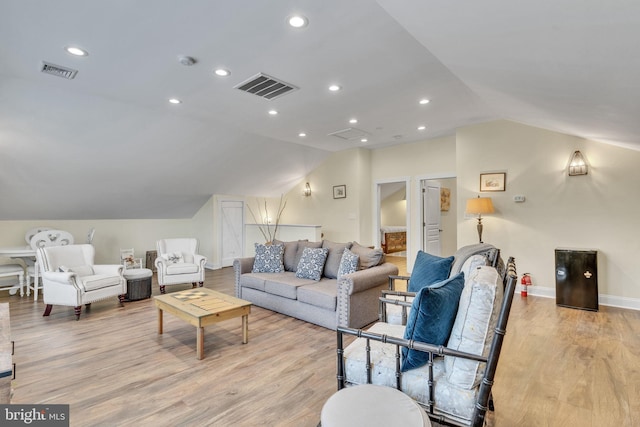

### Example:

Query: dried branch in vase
xmin=247 ymin=195 xmax=287 ymax=243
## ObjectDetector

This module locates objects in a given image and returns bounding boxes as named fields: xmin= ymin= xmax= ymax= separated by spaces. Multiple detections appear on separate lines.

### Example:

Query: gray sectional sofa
xmin=233 ymin=240 xmax=399 ymax=329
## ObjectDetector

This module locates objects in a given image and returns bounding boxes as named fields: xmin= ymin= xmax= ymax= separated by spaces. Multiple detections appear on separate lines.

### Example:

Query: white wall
xmin=456 ymin=120 xmax=640 ymax=304
xmin=191 ymin=196 xmax=215 ymax=268
xmin=371 ymin=135 xmax=457 ymax=270
xmin=381 ymin=188 xmax=406 ymax=226
xmin=0 ymin=219 xmax=192 ymax=265
xmin=281 ymin=148 xmax=374 ymax=245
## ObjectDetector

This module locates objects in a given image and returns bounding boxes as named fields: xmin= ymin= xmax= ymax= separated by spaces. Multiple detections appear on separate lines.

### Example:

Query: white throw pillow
xmin=445 ymin=266 xmax=503 ymax=389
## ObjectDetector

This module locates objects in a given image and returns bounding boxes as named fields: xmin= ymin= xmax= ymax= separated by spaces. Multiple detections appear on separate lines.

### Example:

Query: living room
xmin=1 ymin=1 xmax=640 ymax=426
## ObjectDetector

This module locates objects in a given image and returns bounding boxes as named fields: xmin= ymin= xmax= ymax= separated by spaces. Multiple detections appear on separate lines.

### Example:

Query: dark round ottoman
xmin=123 ymin=268 xmax=152 ymax=301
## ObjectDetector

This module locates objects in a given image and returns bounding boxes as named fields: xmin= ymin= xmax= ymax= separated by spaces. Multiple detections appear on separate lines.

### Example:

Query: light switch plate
xmin=513 ymin=195 xmax=526 ymax=203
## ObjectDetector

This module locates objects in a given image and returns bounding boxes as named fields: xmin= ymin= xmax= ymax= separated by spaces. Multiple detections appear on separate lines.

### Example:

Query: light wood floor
xmin=3 ymin=259 xmax=639 ymax=427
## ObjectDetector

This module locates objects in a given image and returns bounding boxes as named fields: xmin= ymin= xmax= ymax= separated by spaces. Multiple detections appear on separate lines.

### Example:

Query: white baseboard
xmin=205 ymin=262 xmax=220 ymax=270
xmin=521 ymin=285 xmax=640 ymax=311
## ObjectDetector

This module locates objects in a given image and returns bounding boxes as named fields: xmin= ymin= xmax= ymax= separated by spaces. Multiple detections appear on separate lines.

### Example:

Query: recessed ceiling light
xmin=214 ymin=68 xmax=230 ymax=77
xmin=417 ymin=125 xmax=426 ymax=130
xmin=298 ymin=132 xmax=307 ymax=137
xmin=419 ymin=99 xmax=430 ymax=105
xmin=168 ymin=98 xmax=182 ymax=104
xmin=288 ymin=15 xmax=308 ymax=28
xmin=268 ymin=110 xmax=278 ymax=115
xmin=361 ymin=138 xmax=368 ymax=143
xmin=349 ymin=118 xmax=358 ymax=124
xmin=65 ymin=46 xmax=88 ymax=57
xmin=329 ymin=84 xmax=341 ymax=92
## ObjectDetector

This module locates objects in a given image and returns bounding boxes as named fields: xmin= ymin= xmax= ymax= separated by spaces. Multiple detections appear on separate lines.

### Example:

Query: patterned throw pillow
xmin=295 ymin=247 xmax=329 ymax=281
xmin=162 ymin=252 xmax=184 ymax=264
xmin=252 ymin=243 xmax=284 ymax=273
xmin=337 ymin=248 xmax=359 ymax=279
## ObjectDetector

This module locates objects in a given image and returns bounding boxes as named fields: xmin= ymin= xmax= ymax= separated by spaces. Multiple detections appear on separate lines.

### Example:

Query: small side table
xmin=145 ymin=250 xmax=157 ymax=272
xmin=321 ymin=384 xmax=431 ymax=427
xmin=123 ymin=268 xmax=152 ymax=301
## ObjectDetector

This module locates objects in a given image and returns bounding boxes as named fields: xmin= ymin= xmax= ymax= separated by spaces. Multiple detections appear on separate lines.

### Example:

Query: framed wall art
xmin=333 ymin=185 xmax=346 ymax=199
xmin=480 ymin=173 xmax=506 ymax=192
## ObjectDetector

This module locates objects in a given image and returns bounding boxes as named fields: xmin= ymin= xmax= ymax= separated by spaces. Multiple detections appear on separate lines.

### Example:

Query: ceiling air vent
xmin=234 ymin=73 xmax=298 ymax=100
xmin=41 ymin=62 xmax=78 ymax=80
xmin=328 ymin=128 xmax=370 ymax=141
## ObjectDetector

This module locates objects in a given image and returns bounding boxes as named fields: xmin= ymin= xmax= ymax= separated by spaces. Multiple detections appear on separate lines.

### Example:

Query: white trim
xmin=523 ymin=285 xmax=640 ymax=311
xmin=205 ymin=262 xmax=219 ymax=270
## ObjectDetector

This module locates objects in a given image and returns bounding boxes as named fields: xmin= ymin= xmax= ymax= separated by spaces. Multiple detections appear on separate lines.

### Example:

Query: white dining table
xmin=0 ymin=246 xmax=38 ymax=297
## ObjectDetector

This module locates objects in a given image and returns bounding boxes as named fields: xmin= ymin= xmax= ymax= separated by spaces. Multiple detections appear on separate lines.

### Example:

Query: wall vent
xmin=234 ymin=73 xmax=298 ymax=100
xmin=328 ymin=127 xmax=370 ymax=141
xmin=41 ymin=62 xmax=78 ymax=79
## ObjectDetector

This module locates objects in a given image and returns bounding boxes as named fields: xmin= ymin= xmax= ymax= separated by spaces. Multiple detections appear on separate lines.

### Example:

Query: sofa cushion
xmin=408 ymin=251 xmax=455 ymax=292
xmin=252 ymin=243 xmax=284 ymax=273
xmin=294 ymin=241 xmax=323 ymax=269
xmin=79 ymin=274 xmax=121 ymax=291
xmin=446 ymin=266 xmax=503 ymax=389
xmin=402 ymin=272 xmax=465 ymax=372
xmin=166 ymin=262 xmax=199 ymax=275
xmin=337 ymin=248 xmax=359 ymax=279
xmin=344 ymin=322 xmax=480 ymax=423
xmin=239 ymin=273 xmax=268 ymax=292
xmin=273 ymin=239 xmax=301 ymax=272
xmin=264 ymin=273 xmax=316 ymax=299
xmin=322 ymin=240 xmax=353 ymax=279
xmin=295 ymin=247 xmax=329 ymax=281
xmin=350 ymin=242 xmax=384 ymax=270
xmin=298 ymin=278 xmax=338 ymax=310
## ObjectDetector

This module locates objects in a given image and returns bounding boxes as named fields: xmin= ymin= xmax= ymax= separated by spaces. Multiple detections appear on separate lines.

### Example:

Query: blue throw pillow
xmin=401 ymin=272 xmax=465 ymax=372
xmin=408 ymin=251 xmax=455 ymax=292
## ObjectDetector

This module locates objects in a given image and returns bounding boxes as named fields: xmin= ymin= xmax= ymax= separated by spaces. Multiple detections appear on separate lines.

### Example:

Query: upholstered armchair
xmin=155 ymin=238 xmax=207 ymax=294
xmin=38 ymin=244 xmax=126 ymax=320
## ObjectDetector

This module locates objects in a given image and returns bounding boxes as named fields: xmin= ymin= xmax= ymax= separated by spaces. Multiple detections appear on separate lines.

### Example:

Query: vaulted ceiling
xmin=1 ymin=0 xmax=638 ymax=220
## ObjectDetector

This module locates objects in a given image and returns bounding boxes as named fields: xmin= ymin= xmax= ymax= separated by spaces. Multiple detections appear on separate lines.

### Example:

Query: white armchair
xmin=155 ymin=238 xmax=206 ymax=294
xmin=38 ymin=244 xmax=126 ymax=320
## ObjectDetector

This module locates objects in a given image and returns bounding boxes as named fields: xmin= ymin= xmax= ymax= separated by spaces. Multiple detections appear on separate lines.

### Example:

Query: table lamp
xmin=465 ymin=196 xmax=495 ymax=243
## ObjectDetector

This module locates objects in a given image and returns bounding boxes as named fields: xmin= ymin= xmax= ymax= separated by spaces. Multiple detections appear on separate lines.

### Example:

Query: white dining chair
xmin=0 ymin=264 xmax=24 ymax=297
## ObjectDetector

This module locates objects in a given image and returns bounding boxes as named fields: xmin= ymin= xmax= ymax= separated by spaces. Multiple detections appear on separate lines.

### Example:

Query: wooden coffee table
xmin=154 ymin=288 xmax=252 ymax=359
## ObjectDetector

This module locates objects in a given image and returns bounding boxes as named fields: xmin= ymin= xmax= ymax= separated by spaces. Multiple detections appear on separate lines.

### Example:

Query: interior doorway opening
xmin=375 ymin=179 xmax=410 ymax=260
xmin=420 ymin=177 xmax=457 ymax=257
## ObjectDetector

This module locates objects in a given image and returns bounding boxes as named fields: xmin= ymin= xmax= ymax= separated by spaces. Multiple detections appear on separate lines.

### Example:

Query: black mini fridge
xmin=555 ymin=248 xmax=598 ymax=311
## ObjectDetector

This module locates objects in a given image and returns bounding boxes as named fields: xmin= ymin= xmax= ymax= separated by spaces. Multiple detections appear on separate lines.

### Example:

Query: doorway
xmin=375 ymin=178 xmax=410 ymax=259
xmin=420 ymin=177 xmax=457 ymax=257
xmin=219 ymin=200 xmax=244 ymax=267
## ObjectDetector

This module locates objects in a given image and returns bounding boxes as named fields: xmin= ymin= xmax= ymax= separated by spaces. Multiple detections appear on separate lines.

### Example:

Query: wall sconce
xmin=303 ymin=182 xmax=312 ymax=197
xmin=465 ymin=196 xmax=495 ymax=243
xmin=568 ymin=150 xmax=588 ymax=176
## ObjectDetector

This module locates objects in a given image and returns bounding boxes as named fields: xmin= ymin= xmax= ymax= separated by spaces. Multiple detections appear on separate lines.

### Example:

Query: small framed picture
xmin=480 ymin=173 xmax=506 ymax=192
xmin=333 ymin=185 xmax=346 ymax=199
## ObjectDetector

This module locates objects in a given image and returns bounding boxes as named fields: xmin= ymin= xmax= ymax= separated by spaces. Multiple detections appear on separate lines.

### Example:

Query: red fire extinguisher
xmin=521 ymin=273 xmax=532 ymax=297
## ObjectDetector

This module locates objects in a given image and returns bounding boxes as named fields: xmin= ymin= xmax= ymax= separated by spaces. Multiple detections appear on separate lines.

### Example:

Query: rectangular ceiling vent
xmin=41 ymin=61 xmax=78 ymax=79
xmin=328 ymin=128 xmax=370 ymax=141
xmin=234 ymin=73 xmax=298 ymax=100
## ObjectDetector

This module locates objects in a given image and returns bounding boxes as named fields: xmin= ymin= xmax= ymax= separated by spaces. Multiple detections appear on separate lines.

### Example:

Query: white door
xmin=221 ymin=200 xmax=244 ymax=267
xmin=422 ymin=181 xmax=442 ymax=255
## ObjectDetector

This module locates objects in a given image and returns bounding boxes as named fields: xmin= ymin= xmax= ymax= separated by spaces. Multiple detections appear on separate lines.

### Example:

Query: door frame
xmin=373 ymin=177 xmax=411 ymax=259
